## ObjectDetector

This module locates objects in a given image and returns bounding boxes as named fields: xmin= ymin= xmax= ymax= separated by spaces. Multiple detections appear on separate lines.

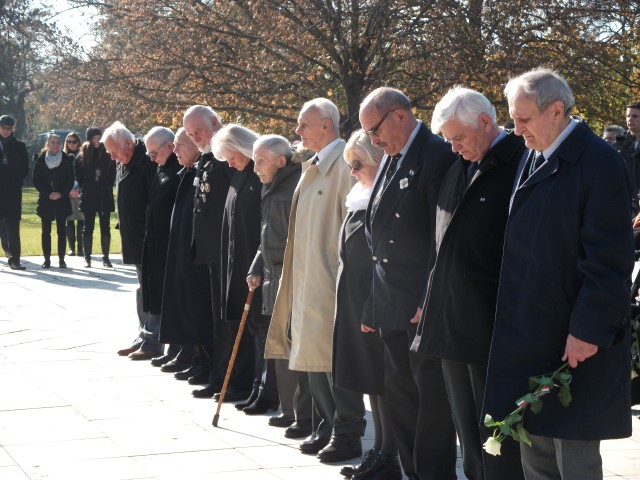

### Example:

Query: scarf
xmin=345 ymin=182 xmax=372 ymax=213
xmin=45 ymin=150 xmax=62 ymax=169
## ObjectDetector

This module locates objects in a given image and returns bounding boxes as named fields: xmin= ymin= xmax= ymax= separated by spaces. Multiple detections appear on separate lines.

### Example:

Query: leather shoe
xmin=117 ymin=343 xmax=142 ymax=356
xmin=129 ymin=349 xmax=159 ymax=361
xmin=243 ymin=397 xmax=279 ymax=415
xmin=151 ymin=353 xmax=177 ymax=367
xmin=103 ymin=257 xmax=113 ymax=268
xmin=299 ymin=432 xmax=330 ymax=454
xmin=285 ymin=419 xmax=313 ymax=439
xmin=340 ymin=448 xmax=379 ymax=478
xmin=42 ymin=260 xmax=51 ymax=268
xmin=192 ymin=384 xmax=216 ymax=399
xmin=214 ymin=389 xmax=251 ymax=403
xmin=175 ymin=364 xmax=202 ymax=381
xmin=187 ymin=370 xmax=210 ymax=385
xmin=235 ymin=391 xmax=259 ymax=410
xmin=160 ymin=359 xmax=192 ymax=373
xmin=317 ymin=434 xmax=362 ymax=463
xmin=268 ymin=413 xmax=295 ymax=428
xmin=354 ymin=453 xmax=401 ymax=480
xmin=8 ymin=262 xmax=26 ymax=270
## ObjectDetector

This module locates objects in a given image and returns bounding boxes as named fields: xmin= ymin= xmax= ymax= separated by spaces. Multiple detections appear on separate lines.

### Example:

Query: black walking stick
xmin=212 ymin=288 xmax=254 ymax=427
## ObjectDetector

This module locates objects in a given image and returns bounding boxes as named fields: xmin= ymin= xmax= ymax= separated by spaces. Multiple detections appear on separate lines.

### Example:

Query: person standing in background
xmin=63 ymin=132 xmax=84 ymax=257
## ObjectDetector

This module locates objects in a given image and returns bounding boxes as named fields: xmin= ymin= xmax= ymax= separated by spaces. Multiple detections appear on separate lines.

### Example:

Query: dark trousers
xmin=2 ymin=217 xmax=21 ymax=264
xmin=248 ymin=315 xmax=278 ymax=402
xmin=520 ymin=435 xmax=602 ymax=480
xmin=82 ymin=211 xmax=110 ymax=259
xmin=442 ymin=359 xmax=524 ymax=480
xmin=41 ymin=215 xmax=67 ymax=260
xmin=275 ymin=359 xmax=312 ymax=421
xmin=380 ymin=327 xmax=457 ymax=480
xmin=307 ymin=371 xmax=366 ymax=439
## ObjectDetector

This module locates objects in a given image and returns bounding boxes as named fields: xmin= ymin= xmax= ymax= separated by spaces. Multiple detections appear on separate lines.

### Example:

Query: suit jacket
xmin=411 ymin=132 xmax=524 ymax=365
xmin=484 ymin=118 xmax=634 ymax=440
xmin=364 ymin=123 xmax=456 ymax=331
xmin=265 ymin=140 xmax=355 ymax=371
xmin=0 ymin=135 xmax=29 ymax=221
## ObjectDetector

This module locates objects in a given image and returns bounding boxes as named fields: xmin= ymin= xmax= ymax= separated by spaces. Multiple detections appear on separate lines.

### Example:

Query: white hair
xmin=301 ymin=98 xmax=340 ymax=132
xmin=211 ymin=124 xmax=260 ymax=161
xmin=183 ymin=104 xmax=222 ymax=127
xmin=144 ymin=126 xmax=174 ymax=144
xmin=431 ymin=86 xmax=497 ymax=134
xmin=102 ymin=121 xmax=135 ymax=146
xmin=253 ymin=134 xmax=292 ymax=162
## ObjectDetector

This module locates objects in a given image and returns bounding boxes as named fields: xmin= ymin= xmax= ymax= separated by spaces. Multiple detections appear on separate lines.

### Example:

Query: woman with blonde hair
xmin=63 ymin=132 xmax=84 ymax=256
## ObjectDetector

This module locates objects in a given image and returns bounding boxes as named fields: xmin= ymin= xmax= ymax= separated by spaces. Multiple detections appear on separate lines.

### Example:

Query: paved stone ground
xmin=1 ymin=255 xmax=639 ymax=479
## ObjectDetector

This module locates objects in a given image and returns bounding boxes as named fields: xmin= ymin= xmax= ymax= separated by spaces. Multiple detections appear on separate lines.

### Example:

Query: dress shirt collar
xmin=540 ymin=117 xmax=578 ymax=160
xmin=315 ymin=138 xmax=342 ymax=165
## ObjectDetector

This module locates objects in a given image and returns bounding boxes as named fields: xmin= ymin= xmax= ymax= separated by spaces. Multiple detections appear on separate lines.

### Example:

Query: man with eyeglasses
xmin=0 ymin=115 xmax=29 ymax=270
xmin=359 ymin=88 xmax=457 ymax=480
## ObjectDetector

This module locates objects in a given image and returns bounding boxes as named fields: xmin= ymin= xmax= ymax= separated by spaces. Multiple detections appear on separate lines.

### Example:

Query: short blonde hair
xmin=211 ymin=124 xmax=260 ymax=161
xmin=344 ymin=129 xmax=384 ymax=167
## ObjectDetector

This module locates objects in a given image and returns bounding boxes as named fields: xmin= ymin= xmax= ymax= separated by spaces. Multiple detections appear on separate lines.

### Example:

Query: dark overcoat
xmin=483 ymin=118 xmax=634 ymax=440
xmin=160 ymin=167 xmax=213 ymax=345
xmin=412 ymin=132 xmax=524 ymax=366
xmin=116 ymin=141 xmax=155 ymax=264
xmin=248 ymin=162 xmax=301 ymax=315
xmin=364 ymin=123 xmax=457 ymax=331
xmin=32 ymin=152 xmax=74 ymax=221
xmin=333 ymin=208 xmax=385 ymax=395
xmin=141 ymin=153 xmax=181 ymax=314
xmin=76 ymin=143 xmax=116 ymax=213
xmin=0 ymin=135 xmax=29 ymax=221
xmin=220 ymin=161 xmax=263 ymax=323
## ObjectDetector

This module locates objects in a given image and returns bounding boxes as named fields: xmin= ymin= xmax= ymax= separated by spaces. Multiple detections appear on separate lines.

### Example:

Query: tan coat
xmin=265 ymin=140 xmax=354 ymax=372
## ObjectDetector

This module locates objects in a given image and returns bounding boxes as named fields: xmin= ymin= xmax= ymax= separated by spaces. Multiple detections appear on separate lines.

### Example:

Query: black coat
xmin=0 ymin=134 xmax=29 ymax=221
xmin=160 ymin=167 xmax=213 ymax=345
xmin=364 ymin=123 xmax=457 ymax=331
xmin=484 ymin=119 xmax=634 ymax=440
xmin=32 ymin=152 xmax=74 ymax=221
xmin=220 ymin=161 xmax=263 ymax=323
xmin=248 ymin=162 xmax=301 ymax=315
xmin=333 ymin=208 xmax=385 ymax=394
xmin=192 ymin=152 xmax=233 ymax=265
xmin=76 ymin=143 xmax=116 ymax=213
xmin=141 ymin=154 xmax=181 ymax=314
xmin=116 ymin=141 xmax=155 ymax=264
xmin=411 ymin=132 xmax=524 ymax=366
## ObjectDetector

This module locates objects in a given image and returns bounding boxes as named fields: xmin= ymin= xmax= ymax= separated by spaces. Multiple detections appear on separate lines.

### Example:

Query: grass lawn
xmin=11 ymin=187 xmax=122 ymax=257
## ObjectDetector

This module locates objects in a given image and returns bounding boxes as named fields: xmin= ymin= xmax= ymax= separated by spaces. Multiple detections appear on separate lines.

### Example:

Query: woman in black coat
xmin=76 ymin=127 xmax=116 ymax=268
xmin=32 ymin=134 xmax=74 ymax=268
xmin=63 ymin=132 xmax=84 ymax=256
xmin=332 ymin=130 xmax=400 ymax=479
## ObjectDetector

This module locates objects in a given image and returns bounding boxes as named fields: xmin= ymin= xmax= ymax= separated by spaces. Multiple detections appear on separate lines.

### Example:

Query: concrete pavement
xmin=1 ymin=255 xmax=639 ymax=479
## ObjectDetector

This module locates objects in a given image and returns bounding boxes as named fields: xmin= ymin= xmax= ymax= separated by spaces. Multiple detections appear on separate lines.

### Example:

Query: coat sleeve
xmin=32 ymin=159 xmax=49 ymax=195
xmin=248 ymin=249 xmax=265 ymax=278
xmin=16 ymin=141 xmax=29 ymax=182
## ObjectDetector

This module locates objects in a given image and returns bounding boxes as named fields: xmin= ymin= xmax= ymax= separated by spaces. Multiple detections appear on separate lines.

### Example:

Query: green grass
xmin=12 ymin=187 xmax=122 ymax=256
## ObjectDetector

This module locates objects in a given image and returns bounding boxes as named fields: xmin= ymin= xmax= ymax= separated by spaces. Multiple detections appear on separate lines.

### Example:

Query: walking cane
xmin=212 ymin=288 xmax=254 ymax=427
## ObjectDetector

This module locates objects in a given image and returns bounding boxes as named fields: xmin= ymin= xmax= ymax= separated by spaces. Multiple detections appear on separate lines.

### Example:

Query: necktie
xmin=466 ymin=161 xmax=478 ymax=187
xmin=529 ymin=151 xmax=545 ymax=177
xmin=311 ymin=155 xmax=319 ymax=166
xmin=383 ymin=154 xmax=401 ymax=189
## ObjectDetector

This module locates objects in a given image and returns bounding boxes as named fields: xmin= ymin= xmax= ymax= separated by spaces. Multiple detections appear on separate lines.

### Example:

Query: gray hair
xmin=211 ymin=124 xmax=260 ymax=161
xmin=253 ymin=134 xmax=292 ymax=162
xmin=344 ymin=129 xmax=384 ymax=167
xmin=431 ymin=86 xmax=497 ymax=134
xmin=102 ymin=121 xmax=135 ymax=146
xmin=175 ymin=127 xmax=187 ymax=138
xmin=144 ymin=126 xmax=174 ymax=144
xmin=183 ymin=104 xmax=222 ymax=127
xmin=504 ymin=68 xmax=574 ymax=115
xmin=301 ymin=98 xmax=340 ymax=131
xmin=603 ymin=124 xmax=625 ymax=136
xmin=361 ymin=87 xmax=412 ymax=114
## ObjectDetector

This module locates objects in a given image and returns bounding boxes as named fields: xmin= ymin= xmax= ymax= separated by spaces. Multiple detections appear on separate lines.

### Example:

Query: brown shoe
xmin=128 ymin=349 xmax=157 ymax=361
xmin=117 ymin=343 xmax=142 ymax=356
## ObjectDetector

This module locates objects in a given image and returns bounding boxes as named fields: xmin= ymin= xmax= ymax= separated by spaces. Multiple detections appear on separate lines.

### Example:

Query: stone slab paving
xmin=1 ymin=255 xmax=639 ymax=479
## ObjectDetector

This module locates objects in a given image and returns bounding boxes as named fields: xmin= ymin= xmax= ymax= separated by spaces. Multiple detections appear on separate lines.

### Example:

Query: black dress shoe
xmin=59 ymin=259 xmax=67 ymax=268
xmin=187 ymin=370 xmax=210 ymax=385
xmin=340 ymin=448 xmax=379 ymax=478
xmin=317 ymin=434 xmax=362 ymax=463
xmin=214 ymin=389 xmax=251 ymax=403
xmin=268 ymin=413 xmax=295 ymax=428
xmin=235 ymin=391 xmax=259 ymax=410
xmin=84 ymin=259 xmax=91 ymax=268
xmin=42 ymin=260 xmax=51 ymax=268
xmin=175 ymin=364 xmax=202 ymax=380
xmin=243 ymin=397 xmax=279 ymax=415
xmin=8 ymin=262 xmax=26 ymax=270
xmin=355 ymin=453 xmax=401 ymax=480
xmin=192 ymin=384 xmax=216 ymax=398
xmin=285 ymin=419 xmax=313 ymax=439
xmin=151 ymin=353 xmax=177 ymax=367
xmin=160 ymin=359 xmax=193 ymax=373
xmin=103 ymin=257 xmax=113 ymax=267
xmin=299 ymin=432 xmax=331 ymax=454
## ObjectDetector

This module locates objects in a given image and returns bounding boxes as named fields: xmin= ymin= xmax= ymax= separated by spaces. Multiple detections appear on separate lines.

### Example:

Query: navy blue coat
xmin=483 ymin=118 xmax=634 ymax=440
xmin=364 ymin=123 xmax=456 ymax=331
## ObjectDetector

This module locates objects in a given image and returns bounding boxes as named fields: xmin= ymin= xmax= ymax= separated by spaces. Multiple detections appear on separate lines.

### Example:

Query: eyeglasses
xmin=147 ymin=141 xmax=168 ymax=158
xmin=348 ymin=160 xmax=364 ymax=171
xmin=67 ymin=139 xmax=79 ymax=144
xmin=364 ymin=109 xmax=395 ymax=137
xmin=0 ymin=125 xmax=13 ymax=131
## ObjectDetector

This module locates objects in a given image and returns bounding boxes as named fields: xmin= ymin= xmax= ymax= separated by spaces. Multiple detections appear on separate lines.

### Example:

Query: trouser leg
xmin=307 ymin=371 xmax=335 ymax=439
xmin=55 ymin=215 xmax=66 ymax=260
xmin=66 ymin=221 xmax=76 ymax=253
xmin=521 ymin=435 xmax=602 ymax=480
xmin=41 ymin=219 xmax=52 ymax=261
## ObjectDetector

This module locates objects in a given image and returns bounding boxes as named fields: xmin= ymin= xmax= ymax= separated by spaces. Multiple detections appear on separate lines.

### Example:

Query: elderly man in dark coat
xmin=159 ymin=128 xmax=213 ymax=369
xmin=103 ymin=121 xmax=159 ymax=359
xmin=411 ymin=87 xmax=526 ymax=480
xmin=484 ymin=68 xmax=634 ymax=479
xmin=0 ymin=115 xmax=29 ymax=270
xmin=359 ymin=87 xmax=457 ymax=480
xmin=138 ymin=127 xmax=181 ymax=361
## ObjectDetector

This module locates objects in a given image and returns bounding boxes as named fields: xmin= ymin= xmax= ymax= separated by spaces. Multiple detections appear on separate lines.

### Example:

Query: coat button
xmin=395 ymin=213 xmax=400 ymax=218
xmin=372 ymin=255 xmax=378 ymax=261
xmin=620 ymin=317 xmax=628 ymax=325
xmin=383 ymin=258 xmax=389 ymax=263
xmin=318 ymin=190 xmax=323 ymax=195
xmin=389 ymin=240 xmax=395 ymax=244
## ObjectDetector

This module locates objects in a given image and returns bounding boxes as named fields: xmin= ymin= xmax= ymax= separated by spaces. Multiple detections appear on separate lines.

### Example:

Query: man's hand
xmin=49 ymin=192 xmax=61 ymax=200
xmin=361 ymin=324 xmax=376 ymax=333
xmin=246 ymin=274 xmax=262 ymax=290
xmin=410 ymin=307 xmax=422 ymax=324
xmin=562 ymin=334 xmax=598 ymax=368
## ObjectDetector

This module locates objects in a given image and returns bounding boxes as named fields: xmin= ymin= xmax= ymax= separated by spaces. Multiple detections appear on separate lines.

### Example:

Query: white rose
xmin=483 ymin=436 xmax=502 ymax=456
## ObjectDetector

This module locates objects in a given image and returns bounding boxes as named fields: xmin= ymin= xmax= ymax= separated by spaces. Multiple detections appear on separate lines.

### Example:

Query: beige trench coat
xmin=265 ymin=140 xmax=354 ymax=372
